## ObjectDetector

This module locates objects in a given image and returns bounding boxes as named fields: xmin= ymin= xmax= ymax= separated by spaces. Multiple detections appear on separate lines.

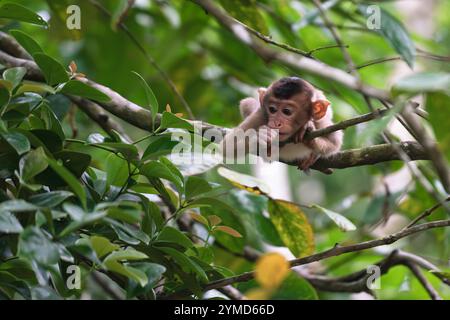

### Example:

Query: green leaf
xmin=105 ymin=153 xmax=129 ymax=187
xmin=229 ymin=190 xmax=283 ymax=247
xmin=29 ymin=191 xmax=73 ymax=208
xmin=40 ymin=103 xmax=65 ymax=140
xmin=158 ymin=247 xmax=208 ymax=282
xmin=427 ymin=92 xmax=450 ymax=160
xmin=159 ymin=157 xmax=184 ymax=186
xmin=33 ymin=53 xmax=69 ymax=86
xmin=359 ymin=4 xmax=415 ymax=67
xmin=18 ymin=226 xmax=60 ymax=266
xmin=1 ymin=131 xmax=30 ymax=155
xmin=16 ymin=81 xmax=56 ymax=95
xmin=217 ymin=166 xmax=270 ymax=195
xmin=3 ymin=67 xmax=27 ymax=90
xmin=0 ymin=85 xmax=11 ymax=114
xmin=19 ymin=147 xmax=48 ymax=182
xmin=271 ymin=272 xmax=318 ymax=300
xmin=0 ymin=2 xmax=48 ymax=27
xmin=46 ymin=156 xmax=87 ymax=209
xmin=10 ymin=29 xmax=43 ymax=55
xmin=140 ymin=160 xmax=183 ymax=192
xmin=52 ymin=150 xmax=91 ymax=178
xmin=59 ymin=211 xmax=107 ymax=238
xmin=392 ymin=72 xmax=450 ymax=96
xmin=142 ymin=135 xmax=180 ymax=160
xmin=155 ymin=226 xmax=194 ymax=250
xmin=92 ymin=142 xmax=138 ymax=161
xmin=126 ymin=262 xmax=166 ymax=298
xmin=0 ymin=211 xmax=23 ymax=234
xmin=29 ymin=129 xmax=63 ymax=153
xmin=0 ymin=200 xmax=38 ymax=212
xmin=60 ymin=80 xmax=110 ymax=102
xmin=185 ymin=176 xmax=212 ymax=200
xmin=268 ymin=199 xmax=315 ymax=258
xmin=131 ymin=71 xmax=159 ymax=129
xmin=104 ymin=249 xmax=149 ymax=287
xmin=89 ymin=236 xmax=120 ymax=259
xmin=160 ymin=111 xmax=193 ymax=131
xmin=311 ymin=204 xmax=356 ymax=232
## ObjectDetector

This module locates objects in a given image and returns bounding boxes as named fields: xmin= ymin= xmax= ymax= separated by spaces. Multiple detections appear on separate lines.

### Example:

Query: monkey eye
xmin=268 ymin=105 xmax=277 ymax=114
xmin=282 ymin=108 xmax=292 ymax=116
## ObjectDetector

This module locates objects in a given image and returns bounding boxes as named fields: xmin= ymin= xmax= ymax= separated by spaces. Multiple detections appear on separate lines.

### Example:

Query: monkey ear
xmin=312 ymin=100 xmax=330 ymax=120
xmin=258 ymin=87 xmax=267 ymax=106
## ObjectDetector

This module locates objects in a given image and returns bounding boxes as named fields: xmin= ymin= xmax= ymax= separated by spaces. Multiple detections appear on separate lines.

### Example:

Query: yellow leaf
xmin=207 ymin=215 xmax=222 ymax=226
xmin=190 ymin=212 xmax=208 ymax=226
xmin=217 ymin=167 xmax=270 ymax=195
xmin=255 ymin=252 xmax=289 ymax=289
xmin=245 ymin=287 xmax=272 ymax=300
xmin=214 ymin=225 xmax=242 ymax=238
xmin=268 ymin=199 xmax=315 ymax=258
xmin=165 ymin=104 xmax=172 ymax=112
xmin=175 ymin=112 xmax=184 ymax=117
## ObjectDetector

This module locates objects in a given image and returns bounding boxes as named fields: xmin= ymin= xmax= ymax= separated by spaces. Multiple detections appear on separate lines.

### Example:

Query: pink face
xmin=264 ymin=94 xmax=310 ymax=142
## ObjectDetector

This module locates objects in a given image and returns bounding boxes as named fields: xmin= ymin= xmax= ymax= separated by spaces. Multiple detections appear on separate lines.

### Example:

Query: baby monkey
xmin=235 ymin=76 xmax=343 ymax=172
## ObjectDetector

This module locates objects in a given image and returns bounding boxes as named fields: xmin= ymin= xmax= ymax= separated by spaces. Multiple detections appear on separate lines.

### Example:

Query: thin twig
xmin=203 ymin=219 xmax=450 ymax=291
xmin=89 ymin=0 xmax=195 ymax=119
xmin=406 ymin=262 xmax=442 ymax=300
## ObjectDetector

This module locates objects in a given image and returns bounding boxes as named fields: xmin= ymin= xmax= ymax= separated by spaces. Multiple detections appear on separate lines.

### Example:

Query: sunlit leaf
xmin=268 ymin=199 xmax=314 ymax=257
xmin=60 ymin=80 xmax=111 ymax=102
xmin=10 ymin=29 xmax=44 ymax=55
xmin=311 ymin=204 xmax=356 ymax=232
xmin=0 ymin=2 xmax=48 ymax=27
xmin=33 ymin=53 xmax=69 ymax=86
xmin=255 ymin=252 xmax=289 ymax=289
xmin=217 ymin=167 xmax=270 ymax=195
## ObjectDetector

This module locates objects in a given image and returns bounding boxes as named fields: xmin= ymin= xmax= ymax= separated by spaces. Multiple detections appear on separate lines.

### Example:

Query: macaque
xmin=222 ymin=77 xmax=343 ymax=172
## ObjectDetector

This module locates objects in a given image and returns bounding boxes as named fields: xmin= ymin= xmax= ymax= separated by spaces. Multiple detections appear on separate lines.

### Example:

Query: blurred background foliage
xmin=0 ymin=0 xmax=449 ymax=300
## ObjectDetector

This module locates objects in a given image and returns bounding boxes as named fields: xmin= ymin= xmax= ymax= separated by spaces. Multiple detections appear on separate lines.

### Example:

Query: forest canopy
xmin=0 ymin=0 xmax=449 ymax=301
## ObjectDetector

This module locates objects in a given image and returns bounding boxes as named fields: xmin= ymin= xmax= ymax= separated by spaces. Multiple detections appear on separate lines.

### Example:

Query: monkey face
xmin=263 ymin=95 xmax=311 ymax=142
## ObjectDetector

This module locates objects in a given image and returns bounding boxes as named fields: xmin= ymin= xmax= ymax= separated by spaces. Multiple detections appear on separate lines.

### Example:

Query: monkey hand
xmin=297 ymin=153 xmax=319 ymax=173
xmin=295 ymin=121 xmax=315 ymax=144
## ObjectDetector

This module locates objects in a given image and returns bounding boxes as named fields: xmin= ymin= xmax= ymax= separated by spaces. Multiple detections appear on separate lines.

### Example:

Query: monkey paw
xmin=295 ymin=121 xmax=315 ymax=144
xmin=297 ymin=153 xmax=319 ymax=172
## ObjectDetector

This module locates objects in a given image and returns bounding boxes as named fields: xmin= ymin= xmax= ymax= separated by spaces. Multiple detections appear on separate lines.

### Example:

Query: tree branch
xmin=190 ymin=0 xmax=390 ymax=101
xmin=203 ymin=219 xmax=450 ymax=291
xmin=0 ymin=47 xmax=429 ymax=171
xmin=406 ymin=262 xmax=442 ymax=300
xmin=401 ymin=104 xmax=450 ymax=193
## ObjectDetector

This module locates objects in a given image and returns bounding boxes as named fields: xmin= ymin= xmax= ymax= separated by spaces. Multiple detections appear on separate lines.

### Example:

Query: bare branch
xmin=305 ymin=109 xmax=388 ymax=140
xmin=405 ymin=196 xmax=450 ymax=228
xmin=401 ymin=104 xmax=450 ymax=193
xmin=204 ymin=219 xmax=450 ymax=291
xmin=406 ymin=262 xmax=442 ymax=300
xmin=69 ymin=96 xmax=132 ymax=142
xmin=310 ymin=141 xmax=427 ymax=170
xmin=0 ymin=48 xmax=429 ymax=171
xmin=190 ymin=0 xmax=390 ymax=101
xmin=0 ymin=32 xmax=32 ymax=60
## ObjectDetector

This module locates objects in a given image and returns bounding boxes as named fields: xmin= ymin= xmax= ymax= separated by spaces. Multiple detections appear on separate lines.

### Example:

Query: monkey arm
xmin=219 ymin=97 xmax=266 ymax=159
xmin=308 ymin=130 xmax=343 ymax=156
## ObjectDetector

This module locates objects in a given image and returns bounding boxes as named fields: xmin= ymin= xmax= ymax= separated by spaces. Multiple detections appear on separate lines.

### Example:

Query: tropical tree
xmin=0 ymin=0 xmax=449 ymax=300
